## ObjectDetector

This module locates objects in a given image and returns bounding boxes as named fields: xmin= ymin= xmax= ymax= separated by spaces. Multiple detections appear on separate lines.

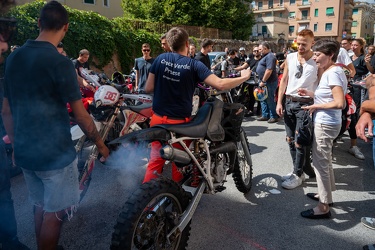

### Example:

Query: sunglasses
xmin=0 ymin=18 xmax=17 ymax=43
xmin=295 ymin=64 xmax=303 ymax=79
xmin=142 ymin=49 xmax=150 ymax=52
xmin=253 ymin=50 xmax=259 ymax=52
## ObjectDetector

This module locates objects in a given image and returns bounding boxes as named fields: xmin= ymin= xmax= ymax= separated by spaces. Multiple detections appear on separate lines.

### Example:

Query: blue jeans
xmin=260 ymin=80 xmax=278 ymax=119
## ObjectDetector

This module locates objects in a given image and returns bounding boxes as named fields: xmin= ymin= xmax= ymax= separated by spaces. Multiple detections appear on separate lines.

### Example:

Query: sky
xmin=355 ymin=0 xmax=375 ymax=3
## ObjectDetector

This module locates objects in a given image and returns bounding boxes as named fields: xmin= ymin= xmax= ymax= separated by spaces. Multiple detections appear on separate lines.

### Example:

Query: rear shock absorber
xmin=191 ymin=164 xmax=200 ymax=187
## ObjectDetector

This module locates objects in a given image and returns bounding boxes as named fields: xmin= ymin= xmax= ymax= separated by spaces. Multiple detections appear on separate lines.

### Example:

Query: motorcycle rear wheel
xmin=111 ymin=178 xmax=191 ymax=250
xmin=232 ymin=129 xmax=253 ymax=193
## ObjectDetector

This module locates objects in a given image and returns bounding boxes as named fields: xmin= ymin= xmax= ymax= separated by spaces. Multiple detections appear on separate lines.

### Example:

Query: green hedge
xmin=5 ymin=0 xmax=164 ymax=73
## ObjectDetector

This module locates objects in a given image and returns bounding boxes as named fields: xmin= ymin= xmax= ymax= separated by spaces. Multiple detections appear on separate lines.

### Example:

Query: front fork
xmin=78 ymin=106 xmax=121 ymax=189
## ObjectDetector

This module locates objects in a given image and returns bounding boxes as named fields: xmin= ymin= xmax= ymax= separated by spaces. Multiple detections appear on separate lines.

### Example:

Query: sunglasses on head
xmin=295 ymin=64 xmax=303 ymax=79
xmin=142 ymin=49 xmax=150 ymax=52
xmin=0 ymin=18 xmax=17 ymax=43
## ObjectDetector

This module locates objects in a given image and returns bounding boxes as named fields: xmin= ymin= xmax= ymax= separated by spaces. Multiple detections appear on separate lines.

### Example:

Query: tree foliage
xmin=121 ymin=0 xmax=255 ymax=40
xmin=4 ymin=0 xmax=163 ymax=72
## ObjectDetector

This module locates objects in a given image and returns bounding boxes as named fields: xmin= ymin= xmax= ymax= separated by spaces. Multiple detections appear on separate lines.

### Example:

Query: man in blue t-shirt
xmin=1 ymin=2 xmax=109 ymax=249
xmin=134 ymin=43 xmax=155 ymax=93
xmin=256 ymin=41 xmax=279 ymax=123
xmin=143 ymin=27 xmax=251 ymax=183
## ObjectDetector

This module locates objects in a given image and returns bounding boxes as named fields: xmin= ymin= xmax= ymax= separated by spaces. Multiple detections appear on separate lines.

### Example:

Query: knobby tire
xmin=111 ymin=178 xmax=191 ymax=250
xmin=232 ymin=129 xmax=253 ymax=193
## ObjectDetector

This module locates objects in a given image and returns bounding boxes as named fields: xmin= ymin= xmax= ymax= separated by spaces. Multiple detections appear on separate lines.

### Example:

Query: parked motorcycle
xmin=109 ymin=89 xmax=253 ymax=249
xmin=73 ymin=84 xmax=153 ymax=201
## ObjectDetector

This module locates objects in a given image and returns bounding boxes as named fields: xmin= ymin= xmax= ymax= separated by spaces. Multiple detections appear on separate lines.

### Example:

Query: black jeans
xmin=284 ymin=99 xmax=315 ymax=177
xmin=0 ymin=142 xmax=18 ymax=244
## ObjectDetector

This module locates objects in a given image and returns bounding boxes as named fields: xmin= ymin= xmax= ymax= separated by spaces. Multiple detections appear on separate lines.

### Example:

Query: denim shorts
xmin=22 ymin=158 xmax=80 ymax=212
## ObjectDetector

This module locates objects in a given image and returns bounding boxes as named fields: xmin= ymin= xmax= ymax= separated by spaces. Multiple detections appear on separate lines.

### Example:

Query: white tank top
xmin=285 ymin=52 xmax=319 ymax=95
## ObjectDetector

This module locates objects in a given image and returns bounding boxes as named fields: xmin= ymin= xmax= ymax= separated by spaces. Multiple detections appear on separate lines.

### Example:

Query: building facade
xmin=351 ymin=2 xmax=375 ymax=43
xmin=252 ymin=0 xmax=355 ymax=43
xmin=15 ymin=0 xmax=124 ymax=19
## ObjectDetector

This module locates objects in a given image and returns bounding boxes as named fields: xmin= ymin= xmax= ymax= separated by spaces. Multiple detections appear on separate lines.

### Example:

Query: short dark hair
xmin=201 ymin=38 xmax=214 ymax=48
xmin=0 ymin=18 xmax=17 ymax=43
xmin=260 ymin=41 xmax=271 ymax=50
xmin=312 ymin=39 xmax=340 ymax=62
xmin=79 ymin=49 xmax=89 ymax=56
xmin=166 ymin=27 xmax=188 ymax=52
xmin=228 ymin=49 xmax=236 ymax=55
xmin=39 ymin=1 xmax=68 ymax=31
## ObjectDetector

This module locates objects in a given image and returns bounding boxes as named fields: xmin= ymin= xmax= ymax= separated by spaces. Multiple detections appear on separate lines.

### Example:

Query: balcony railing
xmin=297 ymin=2 xmax=311 ymax=8
xmin=296 ymin=16 xmax=311 ymax=22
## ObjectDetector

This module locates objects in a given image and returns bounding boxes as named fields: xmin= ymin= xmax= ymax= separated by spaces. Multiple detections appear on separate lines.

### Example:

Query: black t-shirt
xmin=194 ymin=52 xmax=210 ymax=69
xmin=245 ymin=57 xmax=260 ymax=71
xmin=351 ymin=54 xmax=369 ymax=80
xmin=4 ymin=40 xmax=82 ymax=170
xmin=371 ymin=55 xmax=375 ymax=71
xmin=72 ymin=59 xmax=90 ymax=78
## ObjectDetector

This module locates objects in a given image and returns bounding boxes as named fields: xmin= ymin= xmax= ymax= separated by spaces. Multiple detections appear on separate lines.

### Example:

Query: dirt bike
xmin=72 ymin=84 xmax=153 ymax=201
xmin=109 ymin=89 xmax=253 ymax=249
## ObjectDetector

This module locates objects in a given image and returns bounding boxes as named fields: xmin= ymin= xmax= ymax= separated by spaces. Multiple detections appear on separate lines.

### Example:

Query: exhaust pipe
xmin=160 ymin=145 xmax=191 ymax=164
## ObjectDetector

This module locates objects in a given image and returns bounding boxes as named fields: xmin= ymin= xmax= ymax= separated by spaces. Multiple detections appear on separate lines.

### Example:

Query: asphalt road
xmin=10 ymin=116 xmax=375 ymax=250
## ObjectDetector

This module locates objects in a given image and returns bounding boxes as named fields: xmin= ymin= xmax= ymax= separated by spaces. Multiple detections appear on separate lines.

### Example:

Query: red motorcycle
xmin=72 ymin=85 xmax=153 ymax=201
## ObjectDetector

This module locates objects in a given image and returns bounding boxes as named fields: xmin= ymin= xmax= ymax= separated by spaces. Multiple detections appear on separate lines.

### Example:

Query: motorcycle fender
xmin=109 ymin=127 xmax=171 ymax=145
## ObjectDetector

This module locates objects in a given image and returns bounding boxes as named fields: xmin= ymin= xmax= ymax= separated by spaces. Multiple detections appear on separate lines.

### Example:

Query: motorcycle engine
xmin=209 ymin=153 xmax=229 ymax=183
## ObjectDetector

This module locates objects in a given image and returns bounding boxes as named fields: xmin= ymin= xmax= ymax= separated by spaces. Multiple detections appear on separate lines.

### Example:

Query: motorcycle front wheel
xmin=111 ymin=178 xmax=191 ymax=250
xmin=232 ymin=129 xmax=253 ymax=193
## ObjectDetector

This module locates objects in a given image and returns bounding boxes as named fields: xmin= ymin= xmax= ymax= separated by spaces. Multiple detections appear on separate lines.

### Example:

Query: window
xmin=326 ymin=7 xmax=334 ymax=16
xmin=279 ymin=13 xmax=283 ymax=17
xmin=352 ymin=21 xmax=357 ymax=27
xmin=325 ymin=23 xmax=332 ymax=31
xmin=289 ymin=11 xmax=296 ymax=18
xmin=301 ymin=10 xmax=308 ymax=19
xmin=302 ymin=0 xmax=309 ymax=5
xmin=289 ymin=26 xmax=295 ymax=33
xmin=268 ymin=0 xmax=273 ymax=8
xmin=280 ymin=0 xmax=284 ymax=6
xmin=84 ymin=0 xmax=95 ymax=4
xmin=353 ymin=8 xmax=358 ymax=15
xmin=266 ymin=12 xmax=272 ymax=17
xmin=290 ymin=0 xmax=295 ymax=5
xmin=352 ymin=32 xmax=356 ymax=38
xmin=314 ymin=23 xmax=317 ymax=32
xmin=262 ymin=26 xmax=267 ymax=35
xmin=103 ymin=0 xmax=109 ymax=7
xmin=258 ymin=1 xmax=263 ymax=10
xmin=314 ymin=9 xmax=318 ymax=17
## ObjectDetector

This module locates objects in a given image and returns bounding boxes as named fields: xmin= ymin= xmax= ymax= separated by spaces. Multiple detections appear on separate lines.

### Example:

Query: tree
xmin=121 ymin=0 xmax=255 ymax=40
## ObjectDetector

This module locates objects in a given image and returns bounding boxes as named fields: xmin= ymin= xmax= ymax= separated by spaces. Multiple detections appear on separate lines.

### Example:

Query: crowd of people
xmin=1 ymin=1 xmax=375 ymax=249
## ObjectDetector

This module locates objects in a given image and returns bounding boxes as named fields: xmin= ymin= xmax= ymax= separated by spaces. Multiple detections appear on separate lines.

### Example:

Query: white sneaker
xmin=281 ymin=174 xmax=303 ymax=189
xmin=348 ymin=146 xmax=365 ymax=160
xmin=281 ymin=172 xmax=305 ymax=182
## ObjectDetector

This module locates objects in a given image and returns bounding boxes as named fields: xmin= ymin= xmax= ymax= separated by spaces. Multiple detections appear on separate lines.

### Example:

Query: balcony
xmin=252 ymin=4 xmax=286 ymax=13
xmin=297 ymin=2 xmax=311 ymax=9
xmin=343 ymin=15 xmax=353 ymax=22
xmin=296 ymin=16 xmax=311 ymax=23
xmin=256 ymin=16 xmax=289 ymax=24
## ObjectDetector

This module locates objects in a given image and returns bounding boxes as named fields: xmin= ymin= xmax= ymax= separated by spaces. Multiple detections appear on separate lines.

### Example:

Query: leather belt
xmin=285 ymin=95 xmax=313 ymax=104
xmin=154 ymin=113 xmax=187 ymax=120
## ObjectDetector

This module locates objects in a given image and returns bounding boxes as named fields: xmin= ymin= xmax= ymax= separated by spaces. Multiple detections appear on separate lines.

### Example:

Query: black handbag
xmin=296 ymin=110 xmax=313 ymax=146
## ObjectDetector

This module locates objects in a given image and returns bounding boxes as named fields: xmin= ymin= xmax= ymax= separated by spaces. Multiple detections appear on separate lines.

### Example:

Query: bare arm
xmin=359 ymin=84 xmax=375 ymax=115
xmin=303 ymin=86 xmax=345 ymax=114
xmin=70 ymin=99 xmax=109 ymax=158
xmin=234 ymin=62 xmax=249 ymax=71
xmin=145 ymin=72 xmax=155 ymax=93
xmin=347 ymin=62 xmax=356 ymax=78
xmin=1 ymin=98 xmax=14 ymax=144
xmin=259 ymin=69 xmax=273 ymax=87
xmin=135 ymin=70 xmax=140 ymax=90
xmin=204 ymin=69 xmax=251 ymax=91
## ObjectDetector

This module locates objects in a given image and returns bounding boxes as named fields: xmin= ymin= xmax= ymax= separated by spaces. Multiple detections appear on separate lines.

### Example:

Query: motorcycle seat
xmin=154 ymin=102 xmax=213 ymax=138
